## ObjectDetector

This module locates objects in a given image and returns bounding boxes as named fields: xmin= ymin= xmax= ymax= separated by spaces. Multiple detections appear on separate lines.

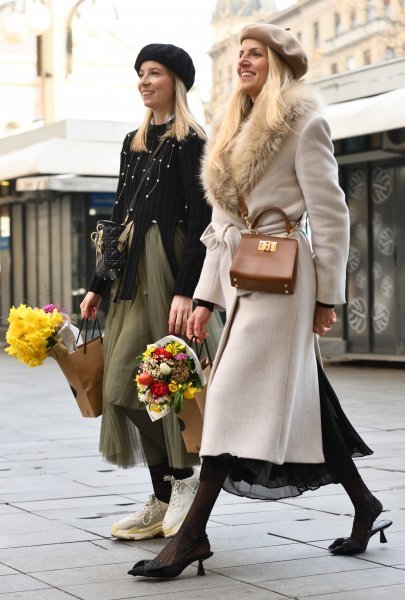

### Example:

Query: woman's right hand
xmin=186 ymin=307 xmax=212 ymax=343
xmin=80 ymin=292 xmax=102 ymax=320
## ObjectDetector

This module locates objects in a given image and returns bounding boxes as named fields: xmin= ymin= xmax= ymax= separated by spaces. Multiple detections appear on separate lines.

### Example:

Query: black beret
xmin=134 ymin=43 xmax=195 ymax=91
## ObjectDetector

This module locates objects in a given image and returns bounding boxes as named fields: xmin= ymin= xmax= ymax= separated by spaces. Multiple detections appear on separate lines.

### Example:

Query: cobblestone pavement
xmin=0 ymin=352 xmax=404 ymax=599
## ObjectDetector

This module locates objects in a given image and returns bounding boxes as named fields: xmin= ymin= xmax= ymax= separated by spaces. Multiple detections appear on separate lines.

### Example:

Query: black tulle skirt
xmin=203 ymin=363 xmax=373 ymax=501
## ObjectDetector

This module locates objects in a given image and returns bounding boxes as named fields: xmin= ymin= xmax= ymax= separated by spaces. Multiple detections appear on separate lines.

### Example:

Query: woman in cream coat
xmin=128 ymin=24 xmax=392 ymax=579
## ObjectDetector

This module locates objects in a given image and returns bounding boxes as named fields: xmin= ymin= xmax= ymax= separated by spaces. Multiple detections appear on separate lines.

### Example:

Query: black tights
xmin=122 ymin=406 xmax=193 ymax=504
xmin=152 ymin=454 xmax=380 ymax=567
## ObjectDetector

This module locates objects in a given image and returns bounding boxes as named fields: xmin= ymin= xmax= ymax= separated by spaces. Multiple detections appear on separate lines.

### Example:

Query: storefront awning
xmin=324 ymin=86 xmax=405 ymax=140
xmin=0 ymin=138 xmax=121 ymax=180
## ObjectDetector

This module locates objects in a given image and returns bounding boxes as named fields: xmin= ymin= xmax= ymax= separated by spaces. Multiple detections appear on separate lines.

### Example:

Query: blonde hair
xmin=207 ymin=48 xmax=294 ymax=175
xmin=131 ymin=75 xmax=206 ymax=152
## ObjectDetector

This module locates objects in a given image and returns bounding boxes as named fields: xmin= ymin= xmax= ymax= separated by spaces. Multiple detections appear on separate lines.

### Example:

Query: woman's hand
xmin=80 ymin=292 xmax=102 ymax=320
xmin=186 ymin=306 xmax=212 ymax=343
xmin=313 ymin=305 xmax=336 ymax=336
xmin=168 ymin=295 xmax=193 ymax=335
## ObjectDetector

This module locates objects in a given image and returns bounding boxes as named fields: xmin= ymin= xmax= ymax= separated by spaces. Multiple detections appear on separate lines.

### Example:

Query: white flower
xmin=159 ymin=362 xmax=171 ymax=375
xmin=139 ymin=391 xmax=151 ymax=404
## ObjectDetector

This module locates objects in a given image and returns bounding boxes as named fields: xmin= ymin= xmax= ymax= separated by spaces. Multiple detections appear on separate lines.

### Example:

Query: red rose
xmin=151 ymin=381 xmax=169 ymax=397
xmin=138 ymin=373 xmax=154 ymax=386
xmin=154 ymin=347 xmax=172 ymax=360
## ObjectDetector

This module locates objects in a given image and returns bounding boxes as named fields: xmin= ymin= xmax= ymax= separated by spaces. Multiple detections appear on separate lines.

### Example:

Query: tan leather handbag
xmin=230 ymin=200 xmax=299 ymax=294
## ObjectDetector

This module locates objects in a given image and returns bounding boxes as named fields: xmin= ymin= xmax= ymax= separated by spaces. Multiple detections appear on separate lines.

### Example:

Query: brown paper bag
xmin=57 ymin=336 xmax=104 ymax=418
xmin=177 ymin=357 xmax=211 ymax=453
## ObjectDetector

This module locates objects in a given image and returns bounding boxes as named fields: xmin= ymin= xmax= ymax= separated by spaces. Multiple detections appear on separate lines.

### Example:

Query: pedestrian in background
xmin=128 ymin=25 xmax=392 ymax=579
xmin=81 ymin=43 xmax=222 ymax=542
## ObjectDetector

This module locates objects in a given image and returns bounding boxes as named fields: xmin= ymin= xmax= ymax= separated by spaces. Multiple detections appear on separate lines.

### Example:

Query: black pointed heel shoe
xmin=329 ymin=519 xmax=393 ymax=555
xmin=128 ymin=535 xmax=213 ymax=579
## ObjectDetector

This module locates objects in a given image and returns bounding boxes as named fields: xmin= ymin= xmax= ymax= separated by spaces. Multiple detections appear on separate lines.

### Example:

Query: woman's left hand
xmin=313 ymin=305 xmax=336 ymax=336
xmin=168 ymin=295 xmax=193 ymax=335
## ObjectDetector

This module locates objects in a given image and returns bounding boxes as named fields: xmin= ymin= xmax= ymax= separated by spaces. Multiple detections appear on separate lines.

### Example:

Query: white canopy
xmin=324 ymin=86 xmax=405 ymax=140
xmin=0 ymin=119 xmax=133 ymax=181
xmin=0 ymin=138 xmax=121 ymax=180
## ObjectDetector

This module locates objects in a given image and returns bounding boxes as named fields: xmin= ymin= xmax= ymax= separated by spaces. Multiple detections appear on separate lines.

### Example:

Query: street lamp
xmin=66 ymin=0 xmax=118 ymax=74
xmin=0 ymin=0 xmax=51 ymax=43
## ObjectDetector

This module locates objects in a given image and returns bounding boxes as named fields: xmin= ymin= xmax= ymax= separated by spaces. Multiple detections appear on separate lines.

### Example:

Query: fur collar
xmin=201 ymin=83 xmax=320 ymax=217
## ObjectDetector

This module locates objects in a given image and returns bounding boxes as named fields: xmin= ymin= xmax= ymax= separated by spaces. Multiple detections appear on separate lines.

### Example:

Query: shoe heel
xmin=197 ymin=559 xmax=205 ymax=576
xmin=380 ymin=530 xmax=388 ymax=543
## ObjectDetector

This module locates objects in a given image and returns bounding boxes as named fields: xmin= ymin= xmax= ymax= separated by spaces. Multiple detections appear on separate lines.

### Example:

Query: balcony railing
xmin=323 ymin=18 xmax=389 ymax=55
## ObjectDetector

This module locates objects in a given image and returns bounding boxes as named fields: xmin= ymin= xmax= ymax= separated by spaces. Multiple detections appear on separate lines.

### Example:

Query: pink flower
xmin=42 ymin=304 xmax=59 ymax=313
xmin=174 ymin=352 xmax=187 ymax=360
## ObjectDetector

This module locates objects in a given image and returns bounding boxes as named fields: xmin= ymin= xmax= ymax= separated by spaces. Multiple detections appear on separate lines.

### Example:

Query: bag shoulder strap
xmin=123 ymin=138 xmax=165 ymax=224
xmin=239 ymin=196 xmax=294 ymax=234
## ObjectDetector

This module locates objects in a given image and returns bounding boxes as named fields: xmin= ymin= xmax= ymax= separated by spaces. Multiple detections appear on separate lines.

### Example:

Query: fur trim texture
xmin=201 ymin=83 xmax=320 ymax=217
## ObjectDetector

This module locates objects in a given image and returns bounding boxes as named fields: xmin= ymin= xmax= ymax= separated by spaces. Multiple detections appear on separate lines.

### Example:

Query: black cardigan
xmin=89 ymin=123 xmax=211 ymax=300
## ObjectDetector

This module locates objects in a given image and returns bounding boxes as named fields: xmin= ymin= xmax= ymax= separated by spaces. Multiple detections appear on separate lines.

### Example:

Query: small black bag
xmin=91 ymin=139 xmax=165 ymax=281
xmin=91 ymin=220 xmax=127 ymax=281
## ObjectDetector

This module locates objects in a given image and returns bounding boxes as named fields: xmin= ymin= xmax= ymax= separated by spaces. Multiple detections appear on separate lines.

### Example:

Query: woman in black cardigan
xmin=80 ymin=43 xmax=222 ymax=542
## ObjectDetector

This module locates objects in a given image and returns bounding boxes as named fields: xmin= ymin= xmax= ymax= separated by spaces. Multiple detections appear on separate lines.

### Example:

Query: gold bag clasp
xmin=258 ymin=240 xmax=277 ymax=252
xmin=91 ymin=225 xmax=104 ymax=253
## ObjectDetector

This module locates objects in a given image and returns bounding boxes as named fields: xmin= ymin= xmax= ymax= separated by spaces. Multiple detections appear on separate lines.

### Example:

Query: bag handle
xmin=77 ymin=318 xmax=102 ymax=354
xmin=123 ymin=138 xmax=165 ymax=224
xmin=190 ymin=337 xmax=213 ymax=366
xmin=239 ymin=196 xmax=295 ymax=235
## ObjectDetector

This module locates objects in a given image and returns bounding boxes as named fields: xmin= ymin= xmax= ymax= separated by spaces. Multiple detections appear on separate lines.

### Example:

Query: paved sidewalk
xmin=0 ymin=351 xmax=404 ymax=600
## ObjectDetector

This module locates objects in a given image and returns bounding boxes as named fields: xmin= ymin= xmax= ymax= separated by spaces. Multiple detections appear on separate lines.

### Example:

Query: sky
xmin=112 ymin=0 xmax=218 ymax=101
xmin=109 ymin=0 xmax=296 ymax=100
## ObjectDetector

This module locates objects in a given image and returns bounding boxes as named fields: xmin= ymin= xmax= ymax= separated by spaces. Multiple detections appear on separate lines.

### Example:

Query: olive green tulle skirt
xmin=99 ymin=224 xmax=223 ymax=469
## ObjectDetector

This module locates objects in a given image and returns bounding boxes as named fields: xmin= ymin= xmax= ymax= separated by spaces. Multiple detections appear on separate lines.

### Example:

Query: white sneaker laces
xmin=137 ymin=495 xmax=162 ymax=526
xmin=164 ymin=475 xmax=198 ymax=510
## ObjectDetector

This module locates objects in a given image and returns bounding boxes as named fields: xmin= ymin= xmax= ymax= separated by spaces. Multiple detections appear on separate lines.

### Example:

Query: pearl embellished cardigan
xmin=89 ymin=123 xmax=211 ymax=300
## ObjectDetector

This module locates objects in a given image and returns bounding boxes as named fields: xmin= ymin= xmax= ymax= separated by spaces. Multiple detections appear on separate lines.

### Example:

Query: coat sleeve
xmin=193 ymin=208 xmax=227 ymax=311
xmin=295 ymin=115 xmax=349 ymax=305
xmin=87 ymin=133 xmax=132 ymax=297
xmin=173 ymin=134 xmax=212 ymax=298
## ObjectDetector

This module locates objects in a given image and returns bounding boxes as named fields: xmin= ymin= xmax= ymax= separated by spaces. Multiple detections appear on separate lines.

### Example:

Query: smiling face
xmin=137 ymin=61 xmax=175 ymax=117
xmin=237 ymin=39 xmax=269 ymax=101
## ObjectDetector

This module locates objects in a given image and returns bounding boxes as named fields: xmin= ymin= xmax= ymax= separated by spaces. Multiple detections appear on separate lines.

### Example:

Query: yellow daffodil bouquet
xmin=135 ymin=335 xmax=206 ymax=421
xmin=4 ymin=303 xmax=75 ymax=367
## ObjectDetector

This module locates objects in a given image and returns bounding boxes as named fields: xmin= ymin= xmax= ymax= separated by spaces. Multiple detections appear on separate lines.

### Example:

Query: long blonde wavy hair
xmin=131 ymin=74 xmax=206 ymax=152
xmin=207 ymin=47 xmax=295 ymax=175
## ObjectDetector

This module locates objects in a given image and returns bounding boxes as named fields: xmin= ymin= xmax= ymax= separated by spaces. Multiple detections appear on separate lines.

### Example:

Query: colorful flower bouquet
xmin=136 ymin=335 xmax=206 ymax=421
xmin=4 ymin=303 xmax=81 ymax=367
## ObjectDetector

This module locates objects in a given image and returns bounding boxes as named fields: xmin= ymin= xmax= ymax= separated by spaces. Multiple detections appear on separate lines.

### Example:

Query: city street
xmin=0 ymin=351 xmax=404 ymax=600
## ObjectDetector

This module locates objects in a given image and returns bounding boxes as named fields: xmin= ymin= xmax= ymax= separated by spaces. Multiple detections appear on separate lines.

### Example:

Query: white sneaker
xmin=162 ymin=472 xmax=199 ymax=538
xmin=111 ymin=495 xmax=168 ymax=540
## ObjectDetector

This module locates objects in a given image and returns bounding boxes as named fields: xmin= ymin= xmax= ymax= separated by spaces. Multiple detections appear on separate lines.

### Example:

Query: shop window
xmin=343 ymin=136 xmax=366 ymax=154
xmin=367 ymin=133 xmax=382 ymax=150
xmin=0 ymin=206 xmax=11 ymax=319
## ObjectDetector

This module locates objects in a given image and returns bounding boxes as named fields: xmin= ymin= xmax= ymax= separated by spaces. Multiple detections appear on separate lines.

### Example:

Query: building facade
xmin=209 ymin=0 xmax=405 ymax=120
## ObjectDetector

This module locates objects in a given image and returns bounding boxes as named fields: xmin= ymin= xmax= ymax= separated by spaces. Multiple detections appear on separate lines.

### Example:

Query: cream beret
xmin=240 ymin=23 xmax=308 ymax=80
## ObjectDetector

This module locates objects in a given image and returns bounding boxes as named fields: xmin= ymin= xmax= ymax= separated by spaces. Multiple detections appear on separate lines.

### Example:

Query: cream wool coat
xmin=194 ymin=84 xmax=350 ymax=464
